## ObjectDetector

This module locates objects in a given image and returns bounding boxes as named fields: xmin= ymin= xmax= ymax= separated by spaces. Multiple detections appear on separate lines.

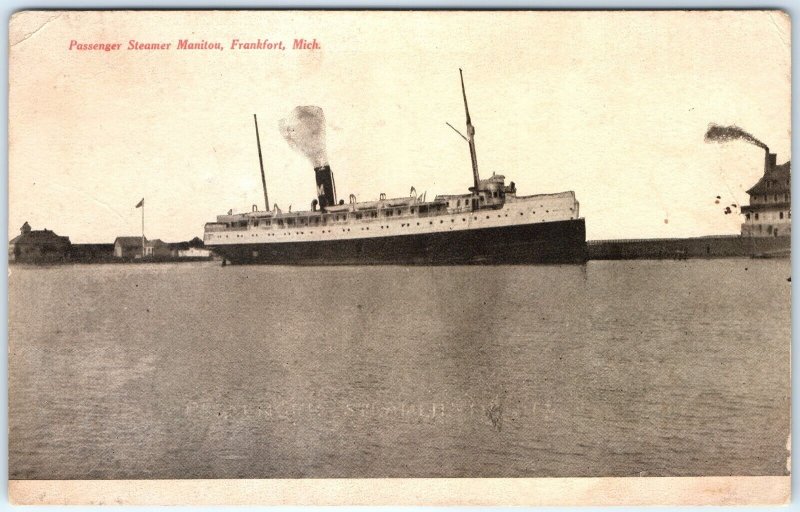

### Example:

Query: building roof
xmin=747 ymin=161 xmax=791 ymax=195
xmin=168 ymin=241 xmax=191 ymax=251
xmin=114 ymin=236 xmax=145 ymax=248
xmin=114 ymin=237 xmax=175 ymax=250
xmin=167 ymin=237 xmax=205 ymax=250
xmin=10 ymin=229 xmax=70 ymax=246
xmin=72 ymin=243 xmax=114 ymax=250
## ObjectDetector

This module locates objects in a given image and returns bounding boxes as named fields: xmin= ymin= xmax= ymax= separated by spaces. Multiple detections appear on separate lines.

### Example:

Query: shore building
xmin=8 ymin=222 xmax=71 ymax=263
xmin=741 ymin=153 xmax=791 ymax=237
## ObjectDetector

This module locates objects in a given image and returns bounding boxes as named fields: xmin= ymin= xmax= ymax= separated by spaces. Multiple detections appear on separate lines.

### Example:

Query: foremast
xmin=459 ymin=68 xmax=481 ymax=194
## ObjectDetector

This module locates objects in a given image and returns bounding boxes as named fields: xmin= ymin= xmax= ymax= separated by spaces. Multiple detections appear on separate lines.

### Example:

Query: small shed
xmin=146 ymin=239 xmax=171 ymax=258
xmin=114 ymin=237 xmax=144 ymax=259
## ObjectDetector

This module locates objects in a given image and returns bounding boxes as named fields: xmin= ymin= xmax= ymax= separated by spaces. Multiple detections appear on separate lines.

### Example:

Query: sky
xmin=8 ymin=10 xmax=791 ymax=243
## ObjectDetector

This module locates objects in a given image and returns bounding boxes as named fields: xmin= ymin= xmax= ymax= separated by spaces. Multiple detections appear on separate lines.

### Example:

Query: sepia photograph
xmin=6 ymin=9 xmax=791 ymax=505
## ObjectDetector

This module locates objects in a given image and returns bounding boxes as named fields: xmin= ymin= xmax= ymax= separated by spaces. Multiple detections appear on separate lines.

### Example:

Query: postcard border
xmin=4 ymin=4 xmax=797 ymax=509
xmin=7 ymin=476 xmax=791 ymax=506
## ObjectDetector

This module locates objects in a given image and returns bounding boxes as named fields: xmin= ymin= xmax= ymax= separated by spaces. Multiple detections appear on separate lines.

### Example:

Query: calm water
xmin=8 ymin=260 xmax=791 ymax=479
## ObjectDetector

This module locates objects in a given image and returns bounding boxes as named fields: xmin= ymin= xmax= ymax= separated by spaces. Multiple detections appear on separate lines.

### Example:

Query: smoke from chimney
xmin=279 ymin=106 xmax=329 ymax=168
xmin=704 ymin=123 xmax=768 ymax=150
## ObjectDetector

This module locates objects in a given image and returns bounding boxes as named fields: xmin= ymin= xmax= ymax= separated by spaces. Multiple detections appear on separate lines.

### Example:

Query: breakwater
xmin=588 ymin=235 xmax=790 ymax=260
xmin=10 ymin=235 xmax=792 ymax=264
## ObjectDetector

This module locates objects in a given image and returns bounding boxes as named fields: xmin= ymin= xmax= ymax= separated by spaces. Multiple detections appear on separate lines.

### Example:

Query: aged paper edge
xmin=8 ymin=476 xmax=790 ymax=506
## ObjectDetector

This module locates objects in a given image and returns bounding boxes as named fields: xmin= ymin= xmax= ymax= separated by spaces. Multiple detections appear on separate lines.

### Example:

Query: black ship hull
xmin=211 ymin=218 xmax=587 ymax=265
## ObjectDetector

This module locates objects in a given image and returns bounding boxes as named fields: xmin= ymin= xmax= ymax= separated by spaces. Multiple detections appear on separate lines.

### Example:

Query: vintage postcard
xmin=7 ymin=10 xmax=791 ymax=506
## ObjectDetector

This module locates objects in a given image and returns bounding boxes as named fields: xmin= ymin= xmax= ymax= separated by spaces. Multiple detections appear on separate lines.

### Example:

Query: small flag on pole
xmin=136 ymin=198 xmax=144 ymax=208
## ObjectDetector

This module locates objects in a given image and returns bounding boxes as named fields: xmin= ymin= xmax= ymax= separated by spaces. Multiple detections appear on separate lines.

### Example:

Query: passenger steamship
xmin=204 ymin=71 xmax=586 ymax=265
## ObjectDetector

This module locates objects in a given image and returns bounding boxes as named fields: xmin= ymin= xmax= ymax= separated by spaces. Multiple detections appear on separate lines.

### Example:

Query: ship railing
xmin=514 ymin=191 xmax=576 ymax=200
xmin=204 ymin=223 xmax=227 ymax=232
xmin=205 ymin=223 xmax=247 ymax=232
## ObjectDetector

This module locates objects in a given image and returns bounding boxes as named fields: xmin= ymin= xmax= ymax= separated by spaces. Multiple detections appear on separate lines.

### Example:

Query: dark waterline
xmin=9 ymin=259 xmax=790 ymax=479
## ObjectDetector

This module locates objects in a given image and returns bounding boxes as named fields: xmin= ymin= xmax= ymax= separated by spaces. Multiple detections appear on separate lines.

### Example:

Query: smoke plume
xmin=704 ymin=123 xmax=768 ymax=150
xmin=279 ymin=106 xmax=329 ymax=168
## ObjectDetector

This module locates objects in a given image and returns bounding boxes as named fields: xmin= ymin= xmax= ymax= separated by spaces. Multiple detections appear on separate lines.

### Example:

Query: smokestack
xmin=313 ymin=165 xmax=337 ymax=209
xmin=279 ymin=106 xmax=335 ymax=209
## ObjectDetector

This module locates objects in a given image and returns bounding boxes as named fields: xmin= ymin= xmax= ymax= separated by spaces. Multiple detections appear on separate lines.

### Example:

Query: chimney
xmin=313 ymin=165 xmax=337 ymax=210
xmin=765 ymin=151 xmax=777 ymax=173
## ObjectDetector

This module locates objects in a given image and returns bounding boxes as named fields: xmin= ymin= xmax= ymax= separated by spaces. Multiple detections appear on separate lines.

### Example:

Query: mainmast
xmin=253 ymin=114 xmax=269 ymax=211
xmin=459 ymin=68 xmax=481 ymax=192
